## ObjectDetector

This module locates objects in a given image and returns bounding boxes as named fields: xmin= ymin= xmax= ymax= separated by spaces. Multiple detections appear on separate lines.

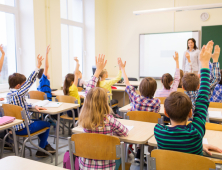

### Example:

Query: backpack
xmin=63 ymin=150 xmax=80 ymax=170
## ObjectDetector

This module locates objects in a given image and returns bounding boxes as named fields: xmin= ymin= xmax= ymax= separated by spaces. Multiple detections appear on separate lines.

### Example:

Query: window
xmin=0 ymin=0 xmax=19 ymax=91
xmin=60 ymin=0 xmax=84 ymax=79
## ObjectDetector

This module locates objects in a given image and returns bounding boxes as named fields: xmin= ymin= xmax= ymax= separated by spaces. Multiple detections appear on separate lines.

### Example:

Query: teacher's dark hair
xmin=187 ymin=38 xmax=198 ymax=50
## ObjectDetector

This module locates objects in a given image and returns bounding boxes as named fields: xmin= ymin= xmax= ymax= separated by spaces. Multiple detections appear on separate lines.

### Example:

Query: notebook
xmin=33 ymin=100 xmax=63 ymax=108
xmin=0 ymin=116 xmax=15 ymax=126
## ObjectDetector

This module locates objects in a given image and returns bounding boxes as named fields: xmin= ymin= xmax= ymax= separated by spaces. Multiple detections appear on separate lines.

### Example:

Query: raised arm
xmin=73 ymin=57 xmax=80 ymax=87
xmin=171 ymin=52 xmax=180 ymax=91
xmin=44 ymin=45 xmax=51 ymax=76
xmin=0 ymin=44 xmax=5 ymax=72
xmin=85 ymin=54 xmax=107 ymax=94
xmin=118 ymin=58 xmax=129 ymax=86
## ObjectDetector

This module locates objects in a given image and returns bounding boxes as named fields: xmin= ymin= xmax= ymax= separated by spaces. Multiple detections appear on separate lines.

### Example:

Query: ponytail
xmin=161 ymin=73 xmax=173 ymax=90
xmin=63 ymin=73 xmax=74 ymax=95
xmin=178 ymin=70 xmax=184 ymax=88
xmin=96 ymin=69 xmax=107 ymax=87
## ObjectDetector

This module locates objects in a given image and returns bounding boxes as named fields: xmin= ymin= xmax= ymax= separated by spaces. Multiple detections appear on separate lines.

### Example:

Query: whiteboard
xmin=139 ymin=31 xmax=200 ymax=78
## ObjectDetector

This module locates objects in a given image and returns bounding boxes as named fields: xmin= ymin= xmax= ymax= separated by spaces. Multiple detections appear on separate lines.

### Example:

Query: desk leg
xmin=140 ymin=144 xmax=144 ymax=170
xmin=55 ymin=114 xmax=60 ymax=166
xmin=123 ymin=92 xmax=125 ymax=106
xmin=10 ymin=128 xmax=18 ymax=156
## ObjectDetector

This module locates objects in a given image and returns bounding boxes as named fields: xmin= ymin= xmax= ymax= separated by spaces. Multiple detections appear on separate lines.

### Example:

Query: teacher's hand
xmin=185 ymin=52 xmax=191 ymax=63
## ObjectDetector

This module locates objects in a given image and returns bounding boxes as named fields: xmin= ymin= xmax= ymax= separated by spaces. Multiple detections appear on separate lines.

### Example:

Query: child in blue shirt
xmin=210 ymin=69 xmax=222 ymax=102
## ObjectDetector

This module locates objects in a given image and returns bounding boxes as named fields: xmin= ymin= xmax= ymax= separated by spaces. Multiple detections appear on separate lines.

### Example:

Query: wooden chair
xmin=147 ymin=149 xmax=217 ymax=170
xmin=68 ymin=133 xmax=131 ymax=170
xmin=209 ymin=102 xmax=222 ymax=108
xmin=56 ymin=95 xmax=79 ymax=134
xmin=177 ymin=88 xmax=185 ymax=93
xmin=1 ymin=104 xmax=53 ymax=162
xmin=205 ymin=122 xmax=222 ymax=131
xmin=77 ymin=87 xmax=83 ymax=92
xmin=28 ymin=91 xmax=47 ymax=100
xmin=156 ymin=97 xmax=166 ymax=104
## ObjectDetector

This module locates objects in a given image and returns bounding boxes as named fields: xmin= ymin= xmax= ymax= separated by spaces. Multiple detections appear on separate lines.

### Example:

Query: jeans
xmin=67 ymin=106 xmax=82 ymax=118
xmin=16 ymin=119 xmax=50 ymax=148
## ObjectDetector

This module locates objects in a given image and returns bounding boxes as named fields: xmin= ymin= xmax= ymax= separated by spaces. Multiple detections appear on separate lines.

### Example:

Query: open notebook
xmin=33 ymin=100 xmax=63 ymax=108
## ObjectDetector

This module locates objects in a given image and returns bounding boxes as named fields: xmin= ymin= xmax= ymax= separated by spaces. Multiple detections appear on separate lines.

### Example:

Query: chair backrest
xmin=126 ymin=111 xmax=161 ymax=123
xmin=156 ymin=97 xmax=166 ymax=104
xmin=28 ymin=91 xmax=46 ymax=100
xmin=150 ymin=149 xmax=216 ymax=170
xmin=128 ymin=77 xmax=138 ymax=81
xmin=2 ymin=104 xmax=23 ymax=119
xmin=205 ymin=122 xmax=222 ymax=131
xmin=177 ymin=88 xmax=185 ymax=93
xmin=77 ymin=87 xmax=83 ymax=92
xmin=209 ymin=102 xmax=222 ymax=108
xmin=56 ymin=95 xmax=76 ymax=104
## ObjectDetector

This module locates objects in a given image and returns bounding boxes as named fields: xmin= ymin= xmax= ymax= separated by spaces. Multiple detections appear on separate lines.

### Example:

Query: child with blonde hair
xmin=78 ymin=54 xmax=129 ymax=170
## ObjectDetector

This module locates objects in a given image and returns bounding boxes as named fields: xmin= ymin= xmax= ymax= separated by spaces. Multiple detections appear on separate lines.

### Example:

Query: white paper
xmin=33 ymin=100 xmax=50 ymax=107
xmin=33 ymin=100 xmax=62 ymax=108
xmin=209 ymin=111 xmax=222 ymax=118
xmin=78 ymin=92 xmax=86 ymax=97
xmin=44 ymin=102 xmax=63 ymax=108
xmin=203 ymin=138 xmax=208 ymax=144
xmin=125 ymin=125 xmax=134 ymax=131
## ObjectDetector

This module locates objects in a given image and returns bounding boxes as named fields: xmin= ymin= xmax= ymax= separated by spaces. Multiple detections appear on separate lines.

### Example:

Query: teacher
xmin=182 ymin=38 xmax=200 ymax=74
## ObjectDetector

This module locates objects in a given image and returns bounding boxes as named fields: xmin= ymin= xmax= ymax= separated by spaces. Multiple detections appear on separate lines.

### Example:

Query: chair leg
xmin=0 ymin=132 xmax=10 ymax=158
xmin=125 ymin=143 xmax=129 ymax=163
xmin=17 ymin=139 xmax=32 ymax=156
xmin=21 ymin=138 xmax=29 ymax=158
xmin=62 ymin=119 xmax=65 ymax=135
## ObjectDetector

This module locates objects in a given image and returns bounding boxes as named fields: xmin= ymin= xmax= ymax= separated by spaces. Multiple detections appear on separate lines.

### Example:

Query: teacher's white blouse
xmin=182 ymin=49 xmax=201 ymax=73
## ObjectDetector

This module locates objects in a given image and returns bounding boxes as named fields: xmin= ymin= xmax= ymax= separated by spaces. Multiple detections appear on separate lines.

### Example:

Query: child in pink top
xmin=155 ymin=52 xmax=180 ymax=97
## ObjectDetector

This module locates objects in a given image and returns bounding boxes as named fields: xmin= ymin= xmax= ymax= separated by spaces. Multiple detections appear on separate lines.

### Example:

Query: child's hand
xmin=0 ymin=98 xmax=4 ymax=101
xmin=95 ymin=54 xmax=107 ymax=71
xmin=200 ymin=41 xmax=214 ymax=68
xmin=118 ymin=58 xmax=126 ymax=69
xmin=74 ymin=57 xmax=79 ymax=63
xmin=35 ymin=106 xmax=47 ymax=112
xmin=173 ymin=52 xmax=179 ymax=61
xmin=0 ymin=44 xmax=5 ymax=55
xmin=185 ymin=52 xmax=191 ymax=63
xmin=37 ymin=54 xmax=44 ymax=69
xmin=203 ymin=144 xmax=222 ymax=156
xmin=212 ymin=45 xmax=220 ymax=63
xmin=46 ymin=45 xmax=51 ymax=55
xmin=80 ymin=95 xmax=84 ymax=98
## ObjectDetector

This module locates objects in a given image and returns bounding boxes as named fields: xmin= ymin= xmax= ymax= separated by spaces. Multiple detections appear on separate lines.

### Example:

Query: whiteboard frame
xmin=139 ymin=30 xmax=200 ymax=79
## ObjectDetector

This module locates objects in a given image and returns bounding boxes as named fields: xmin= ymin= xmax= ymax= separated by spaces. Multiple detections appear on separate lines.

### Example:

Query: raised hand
xmin=185 ymin=52 xmax=191 ymax=63
xmin=46 ymin=45 xmax=51 ymax=55
xmin=74 ymin=57 xmax=79 ymax=63
xmin=0 ymin=44 xmax=5 ymax=55
xmin=212 ymin=45 xmax=220 ymax=63
xmin=200 ymin=41 xmax=214 ymax=68
xmin=95 ymin=54 xmax=107 ymax=71
xmin=173 ymin=52 xmax=179 ymax=61
xmin=118 ymin=58 xmax=126 ymax=69
xmin=37 ymin=54 xmax=44 ymax=69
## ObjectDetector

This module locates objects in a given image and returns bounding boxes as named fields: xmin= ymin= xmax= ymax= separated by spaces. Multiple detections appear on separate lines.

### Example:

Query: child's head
xmin=8 ymin=73 xmax=26 ymax=89
xmin=178 ymin=70 xmax=184 ymax=88
xmin=182 ymin=73 xmax=200 ymax=91
xmin=219 ymin=69 xmax=222 ymax=85
xmin=63 ymin=73 xmax=74 ymax=95
xmin=38 ymin=68 xmax=50 ymax=79
xmin=164 ymin=91 xmax=192 ymax=123
xmin=161 ymin=73 xmax=173 ymax=90
xmin=139 ymin=77 xmax=157 ymax=98
xmin=78 ymin=87 xmax=111 ymax=129
xmin=96 ymin=69 xmax=108 ymax=87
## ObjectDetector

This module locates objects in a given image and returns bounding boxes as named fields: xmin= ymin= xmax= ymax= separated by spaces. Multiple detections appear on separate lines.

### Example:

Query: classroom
xmin=1 ymin=0 xmax=222 ymax=170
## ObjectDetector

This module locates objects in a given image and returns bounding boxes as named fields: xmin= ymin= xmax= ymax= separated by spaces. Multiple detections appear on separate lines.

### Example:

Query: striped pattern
xmin=155 ymin=68 xmax=180 ymax=97
xmin=126 ymin=85 xmax=160 ymax=113
xmin=6 ymin=68 xmax=39 ymax=131
xmin=79 ymin=115 xmax=129 ymax=170
xmin=37 ymin=74 xmax=52 ymax=101
xmin=154 ymin=68 xmax=210 ymax=155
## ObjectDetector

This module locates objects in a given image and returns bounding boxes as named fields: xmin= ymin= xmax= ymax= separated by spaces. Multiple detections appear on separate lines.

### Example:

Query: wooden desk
xmin=148 ymin=130 xmax=222 ymax=159
xmin=0 ymin=119 xmax=23 ymax=158
xmin=52 ymin=90 xmax=112 ymax=97
xmin=114 ymin=81 xmax=140 ymax=86
xmin=27 ymin=99 xmax=79 ymax=166
xmin=72 ymin=119 xmax=156 ymax=170
xmin=112 ymin=86 xmax=129 ymax=107
xmin=0 ymin=156 xmax=66 ymax=170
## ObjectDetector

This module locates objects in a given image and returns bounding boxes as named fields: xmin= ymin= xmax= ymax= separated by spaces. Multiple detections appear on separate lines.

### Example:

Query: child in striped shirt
xmin=6 ymin=55 xmax=55 ymax=158
xmin=79 ymin=54 xmax=129 ymax=170
xmin=155 ymin=52 xmax=180 ymax=97
xmin=154 ymin=41 xmax=214 ymax=155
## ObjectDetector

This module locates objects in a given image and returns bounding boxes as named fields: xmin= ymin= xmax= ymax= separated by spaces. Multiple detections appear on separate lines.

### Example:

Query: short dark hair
xmin=38 ymin=68 xmax=44 ymax=79
xmin=139 ymin=77 xmax=157 ymax=98
xmin=219 ymin=69 xmax=222 ymax=85
xmin=161 ymin=73 xmax=173 ymax=90
xmin=164 ymin=91 xmax=192 ymax=122
xmin=8 ymin=73 xmax=26 ymax=88
xmin=182 ymin=73 xmax=199 ymax=91
xmin=187 ymin=38 xmax=198 ymax=50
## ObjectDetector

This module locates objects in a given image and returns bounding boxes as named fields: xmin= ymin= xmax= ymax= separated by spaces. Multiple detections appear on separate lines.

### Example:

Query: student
xmin=154 ymin=41 xmax=214 ymax=155
xmin=37 ymin=45 xmax=52 ymax=101
xmin=6 ymin=55 xmax=55 ymax=157
xmin=63 ymin=57 xmax=83 ymax=117
xmin=77 ymin=71 xmax=87 ymax=88
xmin=182 ymin=44 xmax=221 ymax=112
xmin=120 ymin=58 xmax=160 ymax=163
xmin=178 ymin=69 xmax=184 ymax=88
xmin=155 ymin=52 xmax=180 ymax=97
xmin=78 ymin=54 xmax=129 ymax=170
xmin=210 ymin=69 xmax=222 ymax=102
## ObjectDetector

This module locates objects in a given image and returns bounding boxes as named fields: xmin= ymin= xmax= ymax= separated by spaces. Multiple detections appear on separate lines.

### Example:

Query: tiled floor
xmin=1 ymin=126 xmax=148 ymax=170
